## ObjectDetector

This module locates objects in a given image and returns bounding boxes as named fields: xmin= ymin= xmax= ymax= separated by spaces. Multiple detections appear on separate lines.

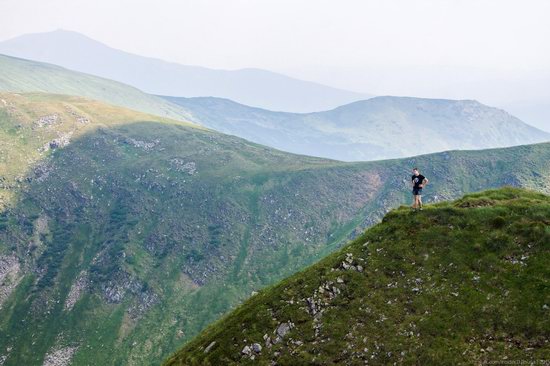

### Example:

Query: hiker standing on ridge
xmin=411 ymin=167 xmax=428 ymax=211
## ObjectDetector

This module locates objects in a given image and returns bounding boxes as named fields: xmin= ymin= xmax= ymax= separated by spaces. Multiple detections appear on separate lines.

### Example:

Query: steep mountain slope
xmin=0 ymin=54 xmax=193 ymax=122
xmin=166 ymin=95 xmax=550 ymax=161
xmin=165 ymin=188 xmax=550 ymax=365
xmin=1 ymin=93 xmax=550 ymax=365
xmin=0 ymin=30 xmax=370 ymax=112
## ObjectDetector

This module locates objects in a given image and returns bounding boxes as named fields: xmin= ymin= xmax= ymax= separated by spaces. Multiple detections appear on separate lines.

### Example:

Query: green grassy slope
xmin=0 ymin=54 xmax=193 ymax=122
xmin=1 ymin=93 xmax=550 ymax=365
xmin=165 ymin=188 xmax=550 ymax=365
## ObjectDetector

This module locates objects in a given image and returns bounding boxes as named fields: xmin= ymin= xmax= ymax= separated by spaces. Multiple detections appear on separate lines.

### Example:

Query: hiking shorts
xmin=413 ymin=187 xmax=422 ymax=196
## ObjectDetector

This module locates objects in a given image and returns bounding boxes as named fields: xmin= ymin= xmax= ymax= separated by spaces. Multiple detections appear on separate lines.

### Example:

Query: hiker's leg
xmin=418 ymin=194 xmax=423 ymax=208
xmin=412 ymin=194 xmax=417 ymax=208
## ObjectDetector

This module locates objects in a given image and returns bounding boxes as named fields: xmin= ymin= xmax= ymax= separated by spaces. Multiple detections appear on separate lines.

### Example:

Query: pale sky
xmin=2 ymin=0 xmax=550 ymax=129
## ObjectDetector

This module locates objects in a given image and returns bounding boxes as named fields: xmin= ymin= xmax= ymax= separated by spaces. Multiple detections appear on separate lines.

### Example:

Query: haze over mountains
xmin=0 ymin=30 xmax=370 ymax=113
xmin=1 ymin=53 xmax=548 ymax=162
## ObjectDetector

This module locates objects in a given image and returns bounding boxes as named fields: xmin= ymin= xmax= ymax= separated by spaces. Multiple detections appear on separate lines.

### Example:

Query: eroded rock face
xmin=0 ymin=255 xmax=21 ymax=310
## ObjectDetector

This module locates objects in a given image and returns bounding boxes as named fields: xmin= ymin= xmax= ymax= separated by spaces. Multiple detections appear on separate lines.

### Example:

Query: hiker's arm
xmin=421 ymin=178 xmax=429 ymax=187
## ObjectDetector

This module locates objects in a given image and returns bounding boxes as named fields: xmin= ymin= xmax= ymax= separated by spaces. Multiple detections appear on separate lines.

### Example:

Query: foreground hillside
xmin=166 ymin=188 xmax=550 ymax=365
xmin=1 ymin=93 xmax=550 ymax=365
xmin=165 ymin=95 xmax=550 ymax=161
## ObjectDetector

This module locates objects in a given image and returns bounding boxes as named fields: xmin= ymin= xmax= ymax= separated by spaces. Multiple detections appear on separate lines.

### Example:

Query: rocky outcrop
xmin=239 ymin=321 xmax=295 ymax=361
xmin=64 ymin=106 xmax=90 ymax=124
xmin=100 ymin=273 xmax=141 ymax=304
xmin=169 ymin=158 xmax=197 ymax=175
xmin=41 ymin=132 xmax=74 ymax=152
xmin=124 ymin=137 xmax=160 ymax=151
xmin=34 ymin=114 xmax=59 ymax=128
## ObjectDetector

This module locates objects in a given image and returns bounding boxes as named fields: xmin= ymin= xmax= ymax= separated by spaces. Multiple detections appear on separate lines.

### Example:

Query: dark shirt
xmin=412 ymin=174 xmax=425 ymax=189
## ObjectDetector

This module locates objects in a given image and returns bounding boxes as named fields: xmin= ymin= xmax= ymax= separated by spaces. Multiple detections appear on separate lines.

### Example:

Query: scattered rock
xmin=252 ymin=343 xmax=262 ymax=353
xmin=241 ymin=345 xmax=251 ymax=356
xmin=306 ymin=297 xmax=318 ymax=315
xmin=276 ymin=322 xmax=291 ymax=338
xmin=204 ymin=341 xmax=216 ymax=353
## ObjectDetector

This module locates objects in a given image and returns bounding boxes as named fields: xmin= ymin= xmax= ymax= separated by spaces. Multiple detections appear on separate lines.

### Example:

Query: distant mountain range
xmin=0 ymin=29 xmax=370 ymax=112
xmin=1 ymin=53 xmax=548 ymax=162
xmin=164 ymin=95 xmax=550 ymax=161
